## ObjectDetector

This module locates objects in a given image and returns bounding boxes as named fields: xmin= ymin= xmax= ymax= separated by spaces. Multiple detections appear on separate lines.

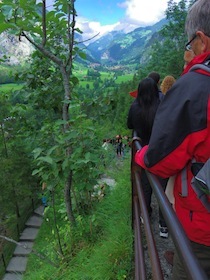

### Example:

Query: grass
xmin=0 ymin=83 xmax=23 ymax=93
xmin=74 ymin=69 xmax=133 ymax=89
xmin=23 ymin=155 xmax=134 ymax=280
xmin=115 ymin=74 xmax=133 ymax=84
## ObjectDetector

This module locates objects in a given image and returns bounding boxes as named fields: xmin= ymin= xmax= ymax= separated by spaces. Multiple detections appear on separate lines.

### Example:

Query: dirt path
xmin=143 ymin=194 xmax=174 ymax=279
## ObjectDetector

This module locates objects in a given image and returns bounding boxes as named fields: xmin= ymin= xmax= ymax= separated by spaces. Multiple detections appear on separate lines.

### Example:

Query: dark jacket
xmin=127 ymin=99 xmax=160 ymax=146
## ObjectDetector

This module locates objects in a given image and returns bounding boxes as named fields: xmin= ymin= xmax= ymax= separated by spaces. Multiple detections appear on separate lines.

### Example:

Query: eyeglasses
xmin=185 ymin=34 xmax=197 ymax=51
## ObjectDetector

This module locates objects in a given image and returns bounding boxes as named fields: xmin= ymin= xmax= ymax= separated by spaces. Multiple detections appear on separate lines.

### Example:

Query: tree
xmin=145 ymin=0 xmax=192 ymax=78
xmin=0 ymin=0 xmax=85 ymax=226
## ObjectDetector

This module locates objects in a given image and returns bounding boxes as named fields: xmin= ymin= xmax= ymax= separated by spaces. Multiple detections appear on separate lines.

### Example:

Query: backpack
xmin=191 ymin=159 xmax=210 ymax=212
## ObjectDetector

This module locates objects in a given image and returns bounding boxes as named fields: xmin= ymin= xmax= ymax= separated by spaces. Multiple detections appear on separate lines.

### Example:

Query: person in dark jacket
xmin=135 ymin=0 xmax=210 ymax=278
xmin=127 ymin=77 xmax=160 ymax=146
xmin=127 ymin=77 xmax=168 ymax=237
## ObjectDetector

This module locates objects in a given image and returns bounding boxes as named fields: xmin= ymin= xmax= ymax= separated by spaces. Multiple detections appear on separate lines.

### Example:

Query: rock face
xmin=0 ymin=32 xmax=34 ymax=65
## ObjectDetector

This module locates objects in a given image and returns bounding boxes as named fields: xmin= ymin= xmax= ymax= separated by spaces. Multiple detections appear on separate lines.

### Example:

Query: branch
xmin=77 ymin=32 xmax=100 ymax=45
xmin=42 ymin=0 xmax=47 ymax=46
xmin=66 ymin=1 xmax=76 ymax=70
xmin=0 ymin=235 xmax=58 ymax=268
xmin=21 ymin=31 xmax=63 ymax=67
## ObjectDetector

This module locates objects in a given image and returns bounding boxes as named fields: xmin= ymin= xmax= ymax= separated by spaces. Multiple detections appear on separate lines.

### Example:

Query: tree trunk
xmin=64 ymin=170 xmax=75 ymax=225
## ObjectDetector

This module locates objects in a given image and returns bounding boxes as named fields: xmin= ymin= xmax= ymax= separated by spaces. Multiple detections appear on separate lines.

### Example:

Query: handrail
xmin=131 ymin=133 xmax=208 ymax=280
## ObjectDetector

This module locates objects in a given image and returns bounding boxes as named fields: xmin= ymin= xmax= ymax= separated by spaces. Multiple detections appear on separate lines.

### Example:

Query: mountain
xmin=0 ymin=18 xmax=167 ymax=67
xmin=0 ymin=32 xmax=34 ymax=65
xmin=85 ymin=18 xmax=167 ymax=66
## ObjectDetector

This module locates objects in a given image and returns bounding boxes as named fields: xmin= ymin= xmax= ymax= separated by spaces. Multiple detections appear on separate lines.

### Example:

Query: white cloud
xmin=121 ymin=0 xmax=169 ymax=26
xmin=76 ymin=18 xmax=121 ymax=44
xmin=77 ymin=0 xmax=177 ymax=44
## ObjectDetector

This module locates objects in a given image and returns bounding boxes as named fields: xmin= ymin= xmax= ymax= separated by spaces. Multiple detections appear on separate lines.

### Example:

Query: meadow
xmin=74 ymin=68 xmax=134 ymax=89
xmin=0 ymin=83 xmax=23 ymax=93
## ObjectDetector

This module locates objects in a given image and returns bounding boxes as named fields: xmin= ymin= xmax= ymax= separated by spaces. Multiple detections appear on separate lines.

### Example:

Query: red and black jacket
xmin=135 ymin=52 xmax=210 ymax=246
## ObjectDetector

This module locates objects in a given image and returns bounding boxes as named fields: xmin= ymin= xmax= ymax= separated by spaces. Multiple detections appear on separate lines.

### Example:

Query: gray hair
xmin=185 ymin=0 xmax=210 ymax=39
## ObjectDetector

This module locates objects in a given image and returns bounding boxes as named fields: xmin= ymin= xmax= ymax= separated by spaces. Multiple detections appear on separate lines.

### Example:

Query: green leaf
xmin=85 ymin=152 xmax=91 ymax=160
xmin=33 ymin=148 xmax=43 ymax=159
xmin=78 ymin=52 xmax=86 ymax=60
xmin=37 ymin=156 xmax=53 ymax=165
xmin=71 ymin=76 xmax=79 ymax=86
xmin=32 ymin=169 xmax=40 ymax=176
xmin=0 ymin=22 xmax=16 ymax=33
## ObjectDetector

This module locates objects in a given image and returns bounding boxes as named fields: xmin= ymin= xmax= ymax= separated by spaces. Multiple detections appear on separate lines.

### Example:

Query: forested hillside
xmin=0 ymin=0 xmax=196 ymax=279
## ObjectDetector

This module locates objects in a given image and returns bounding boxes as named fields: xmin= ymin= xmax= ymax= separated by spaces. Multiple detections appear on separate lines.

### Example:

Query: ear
xmin=196 ymin=31 xmax=209 ymax=52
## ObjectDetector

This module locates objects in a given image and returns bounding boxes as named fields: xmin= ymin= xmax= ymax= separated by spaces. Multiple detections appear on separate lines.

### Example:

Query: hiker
xmin=127 ymin=77 xmax=168 ymax=237
xmin=160 ymin=75 xmax=176 ymax=95
xmin=115 ymin=135 xmax=123 ymax=158
xmin=41 ymin=182 xmax=48 ymax=207
xmin=135 ymin=0 xmax=210 ymax=278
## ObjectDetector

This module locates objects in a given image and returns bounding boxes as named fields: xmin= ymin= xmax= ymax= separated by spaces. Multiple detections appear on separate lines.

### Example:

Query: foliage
xmin=0 ymin=0 xmax=88 ymax=227
xmin=139 ymin=0 xmax=192 ymax=79
xmin=23 ymin=157 xmax=133 ymax=280
xmin=0 ymin=65 xmax=22 ymax=84
xmin=0 ymin=89 xmax=38 ymax=215
xmin=0 ymin=88 xmax=40 ymax=279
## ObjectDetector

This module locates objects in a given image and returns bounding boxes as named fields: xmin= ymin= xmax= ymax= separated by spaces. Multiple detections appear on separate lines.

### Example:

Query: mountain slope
xmin=0 ymin=19 xmax=167 ymax=67
xmin=86 ymin=18 xmax=167 ymax=66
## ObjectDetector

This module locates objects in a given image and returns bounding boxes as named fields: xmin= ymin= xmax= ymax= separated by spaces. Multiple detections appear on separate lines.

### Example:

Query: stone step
xmin=34 ymin=205 xmax=45 ymax=217
xmin=6 ymin=257 xmax=28 ymax=273
xmin=2 ymin=272 xmax=23 ymax=280
xmin=25 ymin=215 xmax=43 ymax=228
xmin=19 ymin=227 xmax=39 ymax=242
xmin=1 ymin=206 xmax=44 ymax=280
xmin=13 ymin=242 xmax=33 ymax=256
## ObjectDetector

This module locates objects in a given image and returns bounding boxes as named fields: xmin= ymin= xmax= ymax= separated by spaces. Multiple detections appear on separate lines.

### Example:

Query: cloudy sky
xmin=46 ymin=0 xmax=180 ymax=41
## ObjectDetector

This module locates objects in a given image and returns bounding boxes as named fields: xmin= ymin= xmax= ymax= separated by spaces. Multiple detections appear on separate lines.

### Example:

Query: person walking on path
xmin=127 ymin=77 xmax=168 ymax=237
xmin=135 ymin=0 xmax=210 ymax=278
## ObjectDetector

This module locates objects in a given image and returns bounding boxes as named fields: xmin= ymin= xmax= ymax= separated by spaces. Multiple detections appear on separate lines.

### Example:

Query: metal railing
xmin=131 ymin=134 xmax=208 ymax=280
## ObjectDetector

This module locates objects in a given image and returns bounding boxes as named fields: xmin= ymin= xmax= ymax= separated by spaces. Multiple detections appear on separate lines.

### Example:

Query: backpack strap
xmin=191 ymin=158 xmax=210 ymax=213
xmin=189 ymin=59 xmax=210 ymax=73
xmin=181 ymin=159 xmax=210 ymax=212
xmin=181 ymin=166 xmax=188 ymax=197
xmin=181 ymin=159 xmax=196 ymax=197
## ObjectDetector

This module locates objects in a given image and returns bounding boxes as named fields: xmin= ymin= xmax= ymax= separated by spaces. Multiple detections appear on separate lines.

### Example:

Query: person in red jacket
xmin=135 ymin=0 xmax=210 ymax=279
